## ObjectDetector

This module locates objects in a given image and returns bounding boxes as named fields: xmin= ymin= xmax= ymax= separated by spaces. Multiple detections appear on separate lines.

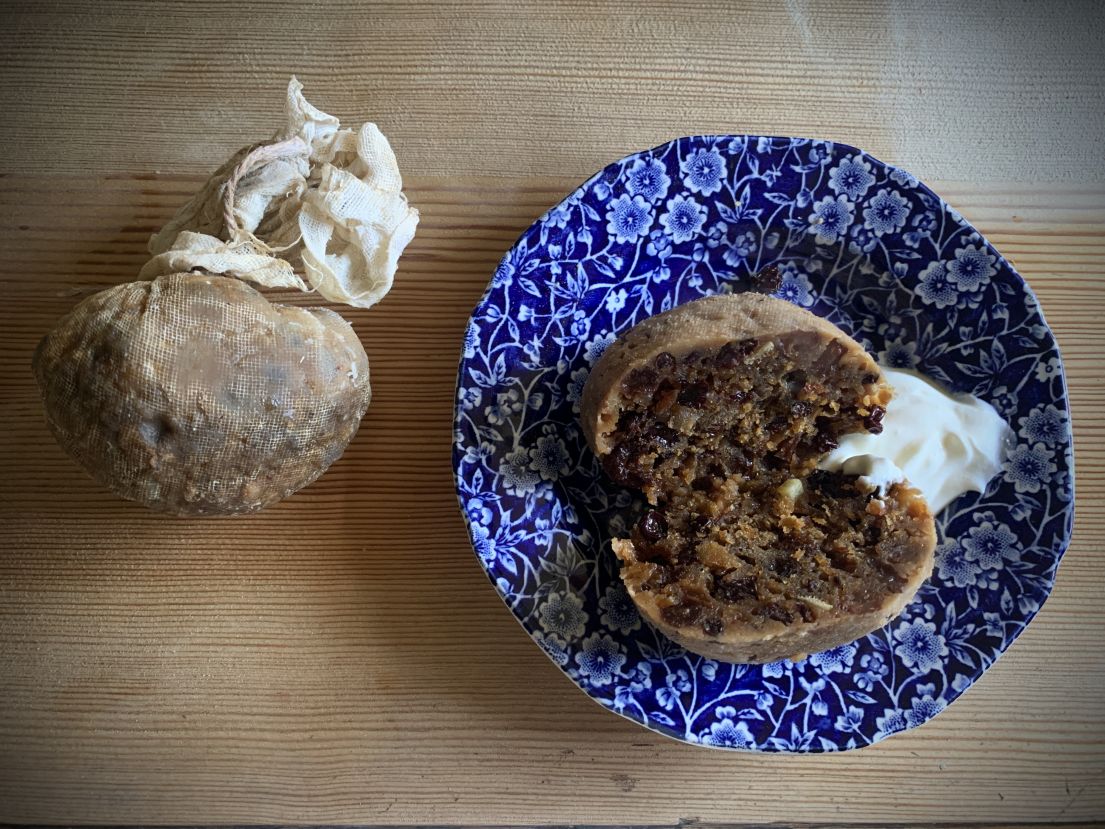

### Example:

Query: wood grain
xmin=1 ymin=1 xmax=1103 ymax=183
xmin=1 ymin=173 xmax=1102 ymax=825
xmin=1 ymin=0 xmax=1104 ymax=825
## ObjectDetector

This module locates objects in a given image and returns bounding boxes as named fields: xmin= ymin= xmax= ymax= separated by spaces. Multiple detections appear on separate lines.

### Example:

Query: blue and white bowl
xmin=452 ymin=136 xmax=1074 ymax=752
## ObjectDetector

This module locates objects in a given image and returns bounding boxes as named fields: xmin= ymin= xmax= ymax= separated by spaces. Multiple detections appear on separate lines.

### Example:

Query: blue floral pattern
xmin=660 ymin=194 xmax=707 ymax=243
xmin=453 ymin=136 xmax=1074 ymax=752
xmin=681 ymin=147 xmax=726 ymax=196
xmin=606 ymin=194 xmax=654 ymax=243
xmin=828 ymin=154 xmax=876 ymax=201
xmin=626 ymin=156 xmax=672 ymax=203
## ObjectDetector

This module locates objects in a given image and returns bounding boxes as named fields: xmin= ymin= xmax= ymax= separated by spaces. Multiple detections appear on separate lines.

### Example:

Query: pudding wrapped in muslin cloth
xmin=33 ymin=78 xmax=418 ymax=515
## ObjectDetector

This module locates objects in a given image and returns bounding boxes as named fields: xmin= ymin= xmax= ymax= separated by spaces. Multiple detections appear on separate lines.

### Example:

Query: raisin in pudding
xmin=581 ymin=293 xmax=937 ymax=663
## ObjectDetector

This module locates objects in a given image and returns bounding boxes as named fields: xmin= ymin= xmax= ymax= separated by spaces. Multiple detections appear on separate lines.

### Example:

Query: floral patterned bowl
xmin=452 ymin=136 xmax=1073 ymax=752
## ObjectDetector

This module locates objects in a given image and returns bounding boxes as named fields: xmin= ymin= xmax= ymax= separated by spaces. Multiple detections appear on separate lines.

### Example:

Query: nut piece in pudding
xmin=581 ymin=293 xmax=937 ymax=663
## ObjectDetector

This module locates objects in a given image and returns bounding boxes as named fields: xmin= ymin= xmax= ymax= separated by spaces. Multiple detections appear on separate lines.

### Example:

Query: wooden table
xmin=1 ymin=2 xmax=1103 ymax=825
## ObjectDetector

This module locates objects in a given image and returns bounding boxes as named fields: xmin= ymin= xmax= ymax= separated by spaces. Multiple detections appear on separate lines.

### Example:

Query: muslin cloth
xmin=142 ymin=77 xmax=419 ymax=309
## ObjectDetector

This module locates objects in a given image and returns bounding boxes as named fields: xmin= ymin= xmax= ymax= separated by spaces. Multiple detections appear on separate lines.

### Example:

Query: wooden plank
xmin=1 ymin=0 xmax=1104 ymax=823
xmin=0 ymin=174 xmax=1102 ymax=824
xmin=0 ymin=1 xmax=1103 ymax=183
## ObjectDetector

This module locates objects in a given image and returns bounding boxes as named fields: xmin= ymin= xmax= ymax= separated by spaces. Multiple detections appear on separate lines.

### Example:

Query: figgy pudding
xmin=581 ymin=293 xmax=937 ymax=663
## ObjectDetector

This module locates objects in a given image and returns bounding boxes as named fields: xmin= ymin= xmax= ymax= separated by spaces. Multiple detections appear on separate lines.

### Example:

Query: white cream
xmin=819 ymin=367 xmax=1014 ymax=514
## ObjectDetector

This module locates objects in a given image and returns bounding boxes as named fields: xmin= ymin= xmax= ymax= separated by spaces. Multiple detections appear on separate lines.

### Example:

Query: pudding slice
xmin=581 ymin=293 xmax=936 ymax=663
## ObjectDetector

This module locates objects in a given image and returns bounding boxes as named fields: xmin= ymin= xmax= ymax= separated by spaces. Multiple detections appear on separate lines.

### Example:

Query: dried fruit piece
xmin=750 ymin=264 xmax=783 ymax=294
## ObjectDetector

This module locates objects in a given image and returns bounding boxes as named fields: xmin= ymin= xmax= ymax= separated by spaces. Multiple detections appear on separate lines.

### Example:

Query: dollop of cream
xmin=819 ymin=368 xmax=1014 ymax=514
